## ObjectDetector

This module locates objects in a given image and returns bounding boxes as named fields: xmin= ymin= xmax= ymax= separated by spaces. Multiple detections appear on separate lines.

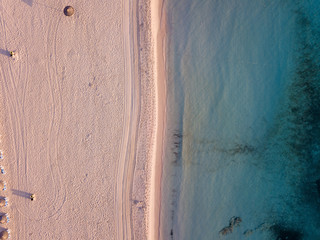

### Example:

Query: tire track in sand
xmin=0 ymin=2 xmax=65 ymax=222
xmin=37 ymin=5 xmax=66 ymax=220
xmin=0 ymin=2 xmax=30 ymax=184
xmin=0 ymin=3 xmax=30 ymax=237
xmin=116 ymin=0 xmax=141 ymax=239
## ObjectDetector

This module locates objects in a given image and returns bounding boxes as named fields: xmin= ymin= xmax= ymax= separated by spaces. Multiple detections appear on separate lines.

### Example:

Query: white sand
xmin=148 ymin=0 xmax=166 ymax=239
xmin=0 ymin=0 xmax=162 ymax=239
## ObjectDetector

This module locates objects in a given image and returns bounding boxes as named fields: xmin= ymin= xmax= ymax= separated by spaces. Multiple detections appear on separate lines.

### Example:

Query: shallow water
xmin=160 ymin=1 xmax=320 ymax=239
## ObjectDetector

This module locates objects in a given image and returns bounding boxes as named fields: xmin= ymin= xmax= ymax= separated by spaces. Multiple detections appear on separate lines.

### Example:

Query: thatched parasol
xmin=0 ymin=214 xmax=8 ymax=224
xmin=0 ymin=199 xmax=7 ymax=207
xmin=0 ymin=230 xmax=9 ymax=240
xmin=64 ymin=6 xmax=74 ymax=16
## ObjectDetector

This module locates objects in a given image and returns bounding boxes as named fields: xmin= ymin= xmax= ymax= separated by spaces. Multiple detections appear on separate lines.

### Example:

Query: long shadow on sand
xmin=21 ymin=0 xmax=33 ymax=7
xmin=11 ymin=189 xmax=32 ymax=199
xmin=0 ymin=49 xmax=11 ymax=57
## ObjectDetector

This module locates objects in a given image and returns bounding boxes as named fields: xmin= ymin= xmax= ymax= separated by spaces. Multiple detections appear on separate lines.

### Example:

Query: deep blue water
xmin=160 ymin=1 xmax=320 ymax=239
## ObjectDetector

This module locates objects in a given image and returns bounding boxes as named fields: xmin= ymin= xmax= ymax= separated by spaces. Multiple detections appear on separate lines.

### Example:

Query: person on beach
xmin=30 ymin=194 xmax=35 ymax=201
xmin=9 ymin=51 xmax=18 ymax=60
xmin=0 ymin=167 xmax=5 ymax=174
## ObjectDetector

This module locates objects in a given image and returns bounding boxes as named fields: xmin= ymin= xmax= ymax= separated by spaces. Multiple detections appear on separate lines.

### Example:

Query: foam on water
xmin=160 ymin=1 xmax=320 ymax=240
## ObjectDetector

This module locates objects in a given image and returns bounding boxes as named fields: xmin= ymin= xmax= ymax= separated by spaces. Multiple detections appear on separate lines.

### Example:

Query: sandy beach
xmin=148 ymin=0 xmax=166 ymax=239
xmin=0 ymin=0 xmax=164 ymax=239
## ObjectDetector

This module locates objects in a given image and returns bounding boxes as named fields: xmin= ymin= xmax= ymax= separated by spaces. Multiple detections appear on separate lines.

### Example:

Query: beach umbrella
xmin=0 ymin=230 xmax=9 ymax=240
xmin=0 ymin=199 xmax=6 ymax=207
xmin=64 ymin=6 xmax=74 ymax=16
xmin=0 ymin=214 xmax=8 ymax=224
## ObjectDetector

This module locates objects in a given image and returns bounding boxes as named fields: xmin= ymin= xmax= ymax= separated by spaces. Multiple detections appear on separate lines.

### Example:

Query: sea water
xmin=160 ymin=1 xmax=320 ymax=239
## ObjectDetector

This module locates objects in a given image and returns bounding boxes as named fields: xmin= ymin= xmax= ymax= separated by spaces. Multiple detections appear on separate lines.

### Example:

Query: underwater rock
xmin=219 ymin=226 xmax=233 ymax=236
xmin=219 ymin=216 xmax=242 ymax=236
xmin=230 ymin=216 xmax=242 ymax=227
xmin=243 ymin=229 xmax=253 ymax=237
xmin=243 ymin=222 xmax=274 ymax=237
xmin=256 ymin=222 xmax=274 ymax=231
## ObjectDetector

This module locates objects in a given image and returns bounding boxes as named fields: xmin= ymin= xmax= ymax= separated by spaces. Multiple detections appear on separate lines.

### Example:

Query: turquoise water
xmin=160 ymin=1 xmax=320 ymax=239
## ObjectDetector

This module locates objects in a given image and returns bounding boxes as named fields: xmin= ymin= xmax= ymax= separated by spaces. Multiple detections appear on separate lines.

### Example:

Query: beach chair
xmin=0 ymin=181 xmax=6 ymax=191
xmin=0 ymin=214 xmax=9 ymax=224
